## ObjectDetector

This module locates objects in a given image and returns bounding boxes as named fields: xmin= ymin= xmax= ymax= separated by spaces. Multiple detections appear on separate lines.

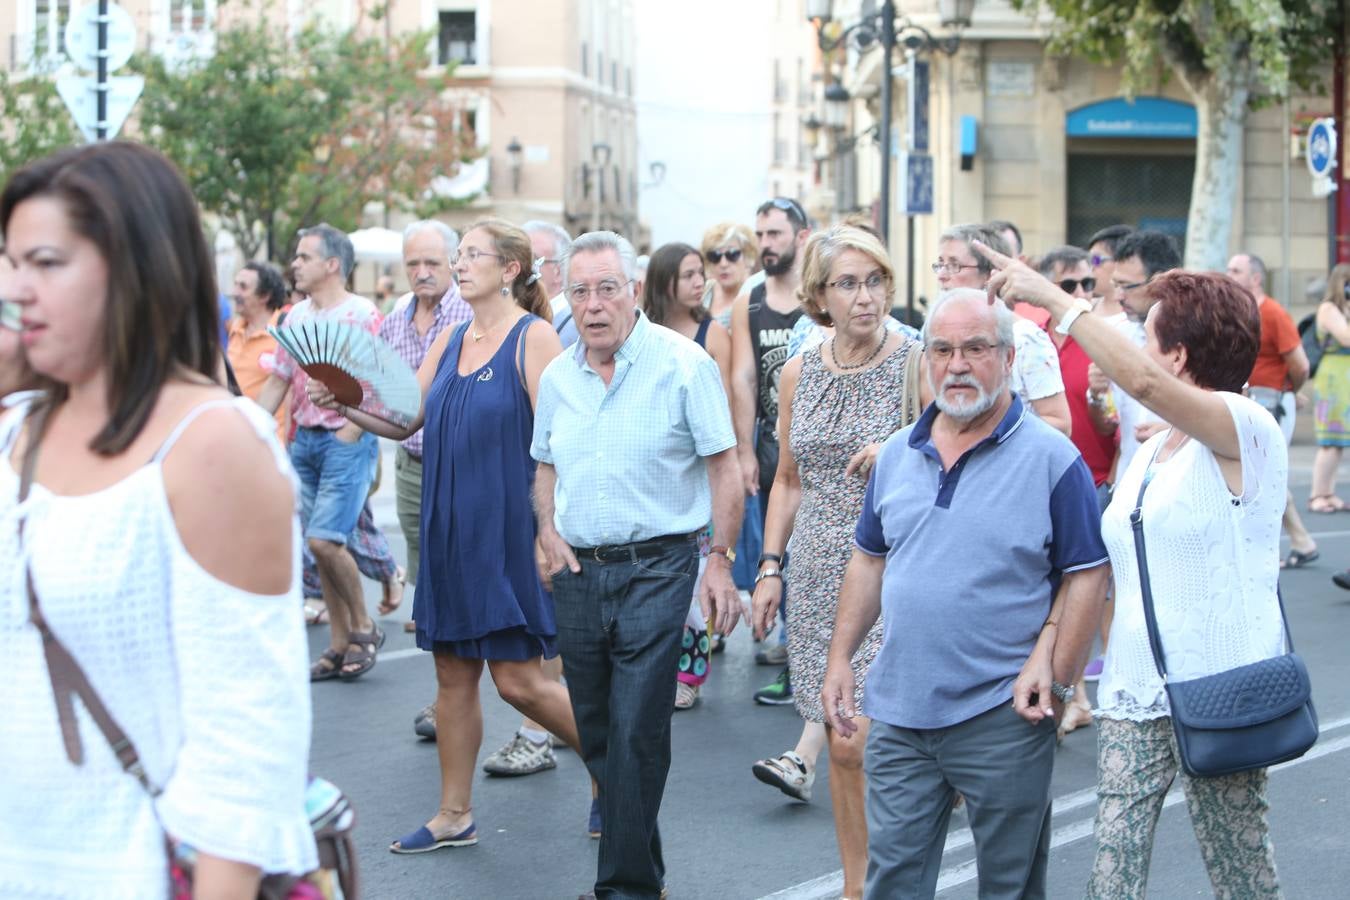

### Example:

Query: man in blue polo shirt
xmin=823 ymin=288 xmax=1109 ymax=899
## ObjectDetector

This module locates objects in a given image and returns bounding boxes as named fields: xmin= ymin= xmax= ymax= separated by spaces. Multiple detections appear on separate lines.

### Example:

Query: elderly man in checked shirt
xmin=532 ymin=231 xmax=744 ymax=900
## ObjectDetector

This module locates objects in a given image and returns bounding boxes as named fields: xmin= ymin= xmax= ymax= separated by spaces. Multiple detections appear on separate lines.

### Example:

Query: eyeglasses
xmin=450 ymin=248 xmax=505 ymax=266
xmin=1111 ymin=277 xmax=1149 ymax=293
xmin=1058 ymin=276 xmax=1096 ymax=295
xmin=763 ymin=197 xmax=808 ymax=228
xmin=926 ymin=340 xmax=1003 ymax=362
xmin=931 ymin=261 xmax=981 ymax=275
xmin=1090 ymin=253 xmax=1113 ymax=267
xmin=567 ymin=279 xmax=633 ymax=303
xmin=706 ymin=248 xmax=743 ymax=264
xmin=0 ymin=298 xmax=19 ymax=331
xmin=826 ymin=273 xmax=890 ymax=299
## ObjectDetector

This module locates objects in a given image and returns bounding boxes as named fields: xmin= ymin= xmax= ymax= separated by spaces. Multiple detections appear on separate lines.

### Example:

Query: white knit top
xmin=1096 ymin=392 xmax=1288 ymax=721
xmin=0 ymin=396 xmax=317 ymax=899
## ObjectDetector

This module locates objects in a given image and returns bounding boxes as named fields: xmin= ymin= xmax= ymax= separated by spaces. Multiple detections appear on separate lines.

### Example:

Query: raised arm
xmin=977 ymin=241 xmax=1241 ymax=461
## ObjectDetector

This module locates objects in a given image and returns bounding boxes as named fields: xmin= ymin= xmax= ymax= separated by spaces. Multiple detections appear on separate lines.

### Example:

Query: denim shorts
xmin=289 ymin=427 xmax=377 ymax=544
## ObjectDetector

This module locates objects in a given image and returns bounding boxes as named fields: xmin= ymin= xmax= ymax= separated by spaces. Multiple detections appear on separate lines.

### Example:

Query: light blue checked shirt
xmin=531 ymin=311 xmax=737 ymax=547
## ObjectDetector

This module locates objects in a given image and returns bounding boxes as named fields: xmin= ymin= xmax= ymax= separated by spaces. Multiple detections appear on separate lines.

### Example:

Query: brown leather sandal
xmin=339 ymin=625 xmax=386 ymax=680
xmin=310 ymin=648 xmax=344 ymax=682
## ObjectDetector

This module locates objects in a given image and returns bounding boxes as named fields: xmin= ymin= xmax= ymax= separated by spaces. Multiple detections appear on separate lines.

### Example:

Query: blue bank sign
xmin=1066 ymin=97 xmax=1197 ymax=139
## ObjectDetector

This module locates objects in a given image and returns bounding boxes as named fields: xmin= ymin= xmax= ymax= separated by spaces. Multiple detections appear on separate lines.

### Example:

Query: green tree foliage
xmin=135 ymin=16 xmax=477 ymax=262
xmin=0 ymin=72 xmax=81 ymax=186
xmin=1011 ymin=0 xmax=1342 ymax=268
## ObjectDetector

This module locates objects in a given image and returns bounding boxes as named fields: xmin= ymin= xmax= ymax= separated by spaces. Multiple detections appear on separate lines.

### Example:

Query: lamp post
xmin=807 ymin=0 xmax=973 ymax=323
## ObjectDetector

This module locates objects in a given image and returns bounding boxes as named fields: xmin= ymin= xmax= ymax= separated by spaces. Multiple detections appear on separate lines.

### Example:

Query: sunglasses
xmin=1090 ymin=253 xmax=1113 ymax=267
xmin=0 ymin=299 xmax=19 ymax=332
xmin=706 ymin=248 xmax=743 ymax=264
xmin=1058 ymin=276 xmax=1096 ymax=295
xmin=764 ymin=196 xmax=808 ymax=228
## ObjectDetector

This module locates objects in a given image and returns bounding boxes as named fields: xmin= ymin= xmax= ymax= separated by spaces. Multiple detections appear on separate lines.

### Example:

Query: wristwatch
xmin=755 ymin=567 xmax=782 ymax=584
xmin=1055 ymin=298 xmax=1094 ymax=336
xmin=709 ymin=545 xmax=736 ymax=564
xmin=1051 ymin=681 xmax=1076 ymax=703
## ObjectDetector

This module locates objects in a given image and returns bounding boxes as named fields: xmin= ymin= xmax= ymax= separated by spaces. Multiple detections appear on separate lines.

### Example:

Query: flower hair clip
xmin=527 ymin=257 xmax=544 ymax=286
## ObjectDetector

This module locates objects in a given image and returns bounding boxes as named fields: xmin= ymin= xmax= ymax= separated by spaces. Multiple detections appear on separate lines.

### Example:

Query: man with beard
xmin=822 ymin=288 xmax=1108 ymax=898
xmin=1086 ymin=230 xmax=1180 ymax=476
xmin=730 ymin=197 xmax=810 ymax=706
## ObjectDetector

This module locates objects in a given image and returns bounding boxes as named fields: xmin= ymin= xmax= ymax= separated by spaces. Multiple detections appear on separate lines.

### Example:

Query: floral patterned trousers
xmin=1088 ymin=716 xmax=1281 ymax=899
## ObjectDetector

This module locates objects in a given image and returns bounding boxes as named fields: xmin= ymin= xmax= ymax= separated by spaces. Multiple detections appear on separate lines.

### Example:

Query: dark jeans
xmin=552 ymin=539 xmax=698 ymax=899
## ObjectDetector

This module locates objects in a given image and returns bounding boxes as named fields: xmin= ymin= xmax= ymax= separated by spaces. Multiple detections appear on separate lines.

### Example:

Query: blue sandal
xmin=389 ymin=822 xmax=478 ymax=854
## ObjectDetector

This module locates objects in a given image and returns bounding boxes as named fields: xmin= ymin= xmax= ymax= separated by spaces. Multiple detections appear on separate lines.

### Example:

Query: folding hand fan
xmin=268 ymin=320 xmax=421 ymax=425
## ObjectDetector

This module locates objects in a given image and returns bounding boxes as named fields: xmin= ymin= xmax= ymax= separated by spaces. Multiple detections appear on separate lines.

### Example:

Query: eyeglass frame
xmin=757 ymin=197 xmax=808 ymax=230
xmin=1058 ymin=276 xmax=1097 ymax=295
xmin=450 ymin=248 xmax=506 ymax=266
xmin=1089 ymin=253 xmax=1113 ymax=267
xmin=825 ymin=272 xmax=891 ymax=299
xmin=924 ymin=339 xmax=1006 ymax=362
xmin=566 ymin=278 xmax=636 ymax=304
xmin=931 ymin=261 xmax=982 ymax=275
xmin=1110 ymin=276 xmax=1150 ymax=294
xmin=705 ymin=248 xmax=744 ymax=264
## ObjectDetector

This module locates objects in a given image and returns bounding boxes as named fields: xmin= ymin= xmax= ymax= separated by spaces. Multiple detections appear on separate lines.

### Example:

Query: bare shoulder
xmin=781 ymin=353 xmax=804 ymax=384
xmin=526 ymin=316 xmax=563 ymax=354
xmin=160 ymin=385 xmax=294 ymax=595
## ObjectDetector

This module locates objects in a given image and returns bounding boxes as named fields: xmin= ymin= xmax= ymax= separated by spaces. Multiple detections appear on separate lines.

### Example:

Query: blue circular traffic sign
xmin=1307 ymin=119 xmax=1337 ymax=178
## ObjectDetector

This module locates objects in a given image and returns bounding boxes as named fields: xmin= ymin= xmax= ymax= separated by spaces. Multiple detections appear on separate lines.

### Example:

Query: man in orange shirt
xmin=1228 ymin=252 xmax=1317 ymax=567
xmin=226 ymin=261 xmax=289 ymax=440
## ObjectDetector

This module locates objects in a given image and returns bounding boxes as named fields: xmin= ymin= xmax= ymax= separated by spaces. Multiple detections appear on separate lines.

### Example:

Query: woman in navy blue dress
xmin=309 ymin=219 xmax=580 ymax=853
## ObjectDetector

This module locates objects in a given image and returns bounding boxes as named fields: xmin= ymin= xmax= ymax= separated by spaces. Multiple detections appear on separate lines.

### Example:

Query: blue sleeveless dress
xmin=413 ymin=315 xmax=557 ymax=660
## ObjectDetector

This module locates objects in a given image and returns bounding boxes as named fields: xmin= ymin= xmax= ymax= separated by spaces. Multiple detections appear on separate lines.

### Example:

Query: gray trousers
xmin=393 ymin=446 xmax=422 ymax=584
xmin=864 ymin=702 xmax=1056 ymax=900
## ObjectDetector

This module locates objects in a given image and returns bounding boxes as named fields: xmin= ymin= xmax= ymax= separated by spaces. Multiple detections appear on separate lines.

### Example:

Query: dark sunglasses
xmin=1089 ymin=253 xmax=1112 ymax=267
xmin=706 ymin=248 xmax=743 ymax=264
xmin=762 ymin=196 xmax=808 ymax=228
xmin=1058 ymin=276 xmax=1096 ymax=295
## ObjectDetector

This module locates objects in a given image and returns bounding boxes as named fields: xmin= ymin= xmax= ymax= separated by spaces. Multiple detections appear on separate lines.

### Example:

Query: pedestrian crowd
xmin=0 ymin=140 xmax=1330 ymax=900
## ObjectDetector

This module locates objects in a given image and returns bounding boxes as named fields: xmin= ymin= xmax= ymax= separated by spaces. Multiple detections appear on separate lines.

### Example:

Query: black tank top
xmin=747 ymin=283 xmax=802 ymax=426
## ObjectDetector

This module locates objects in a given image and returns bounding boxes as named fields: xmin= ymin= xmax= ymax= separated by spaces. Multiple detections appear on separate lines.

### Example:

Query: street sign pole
xmin=96 ymin=0 xmax=108 ymax=140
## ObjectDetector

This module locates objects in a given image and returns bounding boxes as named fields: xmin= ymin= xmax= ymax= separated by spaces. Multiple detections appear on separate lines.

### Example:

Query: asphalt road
xmin=309 ymin=442 xmax=1350 ymax=899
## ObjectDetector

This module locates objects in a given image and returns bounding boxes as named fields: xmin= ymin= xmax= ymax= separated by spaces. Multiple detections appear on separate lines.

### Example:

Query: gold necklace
xmin=471 ymin=317 xmax=510 ymax=342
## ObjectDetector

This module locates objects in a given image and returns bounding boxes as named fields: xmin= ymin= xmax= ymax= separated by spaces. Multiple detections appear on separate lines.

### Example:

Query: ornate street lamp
xmin=824 ymin=83 xmax=850 ymax=132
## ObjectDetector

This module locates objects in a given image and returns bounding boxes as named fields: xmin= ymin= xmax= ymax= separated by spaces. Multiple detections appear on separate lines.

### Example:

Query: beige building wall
xmin=767 ymin=0 xmax=819 ymax=210
xmin=800 ymin=0 xmax=1335 ymax=310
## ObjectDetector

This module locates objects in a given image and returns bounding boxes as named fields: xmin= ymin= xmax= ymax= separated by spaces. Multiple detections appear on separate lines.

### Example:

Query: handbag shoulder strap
xmin=1130 ymin=438 xmax=1297 ymax=684
xmin=17 ymin=403 xmax=159 ymax=795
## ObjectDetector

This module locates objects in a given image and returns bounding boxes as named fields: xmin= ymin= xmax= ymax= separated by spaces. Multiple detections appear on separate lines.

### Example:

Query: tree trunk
xmin=1180 ymin=74 xmax=1250 ymax=271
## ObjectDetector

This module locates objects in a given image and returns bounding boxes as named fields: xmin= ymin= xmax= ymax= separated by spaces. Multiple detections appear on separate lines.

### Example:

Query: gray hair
xmin=522 ymin=220 xmax=572 ymax=259
xmin=938 ymin=224 xmax=1010 ymax=278
xmin=923 ymin=287 xmax=1016 ymax=350
xmin=403 ymin=220 xmax=459 ymax=259
xmin=1037 ymin=245 xmax=1090 ymax=279
xmin=562 ymin=230 xmax=638 ymax=288
xmin=296 ymin=223 xmax=355 ymax=280
xmin=1240 ymin=252 xmax=1267 ymax=286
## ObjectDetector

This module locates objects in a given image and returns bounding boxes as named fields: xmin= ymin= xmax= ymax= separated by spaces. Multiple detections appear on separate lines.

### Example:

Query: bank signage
xmin=1066 ymin=97 xmax=1198 ymax=139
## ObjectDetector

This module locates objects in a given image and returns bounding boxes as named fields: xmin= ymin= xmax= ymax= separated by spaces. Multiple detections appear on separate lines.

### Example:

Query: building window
xmin=598 ymin=51 xmax=604 ymax=83
xmin=170 ymin=0 xmax=209 ymax=32
xmin=29 ymin=0 xmax=72 ymax=67
xmin=438 ymin=11 xmax=476 ymax=66
xmin=581 ymin=41 xmax=588 ymax=75
xmin=611 ymin=60 xmax=618 ymax=90
xmin=626 ymin=66 xmax=633 ymax=97
xmin=773 ymin=59 xmax=787 ymax=103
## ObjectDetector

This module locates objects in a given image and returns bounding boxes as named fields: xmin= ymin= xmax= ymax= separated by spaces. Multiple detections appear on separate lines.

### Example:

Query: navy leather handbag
xmin=1130 ymin=460 xmax=1318 ymax=778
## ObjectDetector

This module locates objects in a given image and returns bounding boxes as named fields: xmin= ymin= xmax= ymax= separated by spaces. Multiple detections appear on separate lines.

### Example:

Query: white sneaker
xmin=482 ymin=733 xmax=557 ymax=776
xmin=674 ymin=682 xmax=699 ymax=710
xmin=751 ymin=750 xmax=813 ymax=802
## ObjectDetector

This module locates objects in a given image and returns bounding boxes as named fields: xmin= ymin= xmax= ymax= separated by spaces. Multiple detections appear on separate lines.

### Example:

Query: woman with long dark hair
xmin=0 ymin=143 xmax=315 ymax=896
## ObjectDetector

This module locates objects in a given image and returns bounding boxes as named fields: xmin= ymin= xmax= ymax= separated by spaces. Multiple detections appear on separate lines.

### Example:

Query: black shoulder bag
xmin=1130 ymin=448 xmax=1318 ymax=778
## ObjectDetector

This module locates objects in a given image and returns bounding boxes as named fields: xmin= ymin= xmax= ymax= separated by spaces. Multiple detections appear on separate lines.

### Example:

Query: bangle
xmin=759 ymin=553 xmax=783 ymax=567
xmin=755 ymin=568 xmax=782 ymax=584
